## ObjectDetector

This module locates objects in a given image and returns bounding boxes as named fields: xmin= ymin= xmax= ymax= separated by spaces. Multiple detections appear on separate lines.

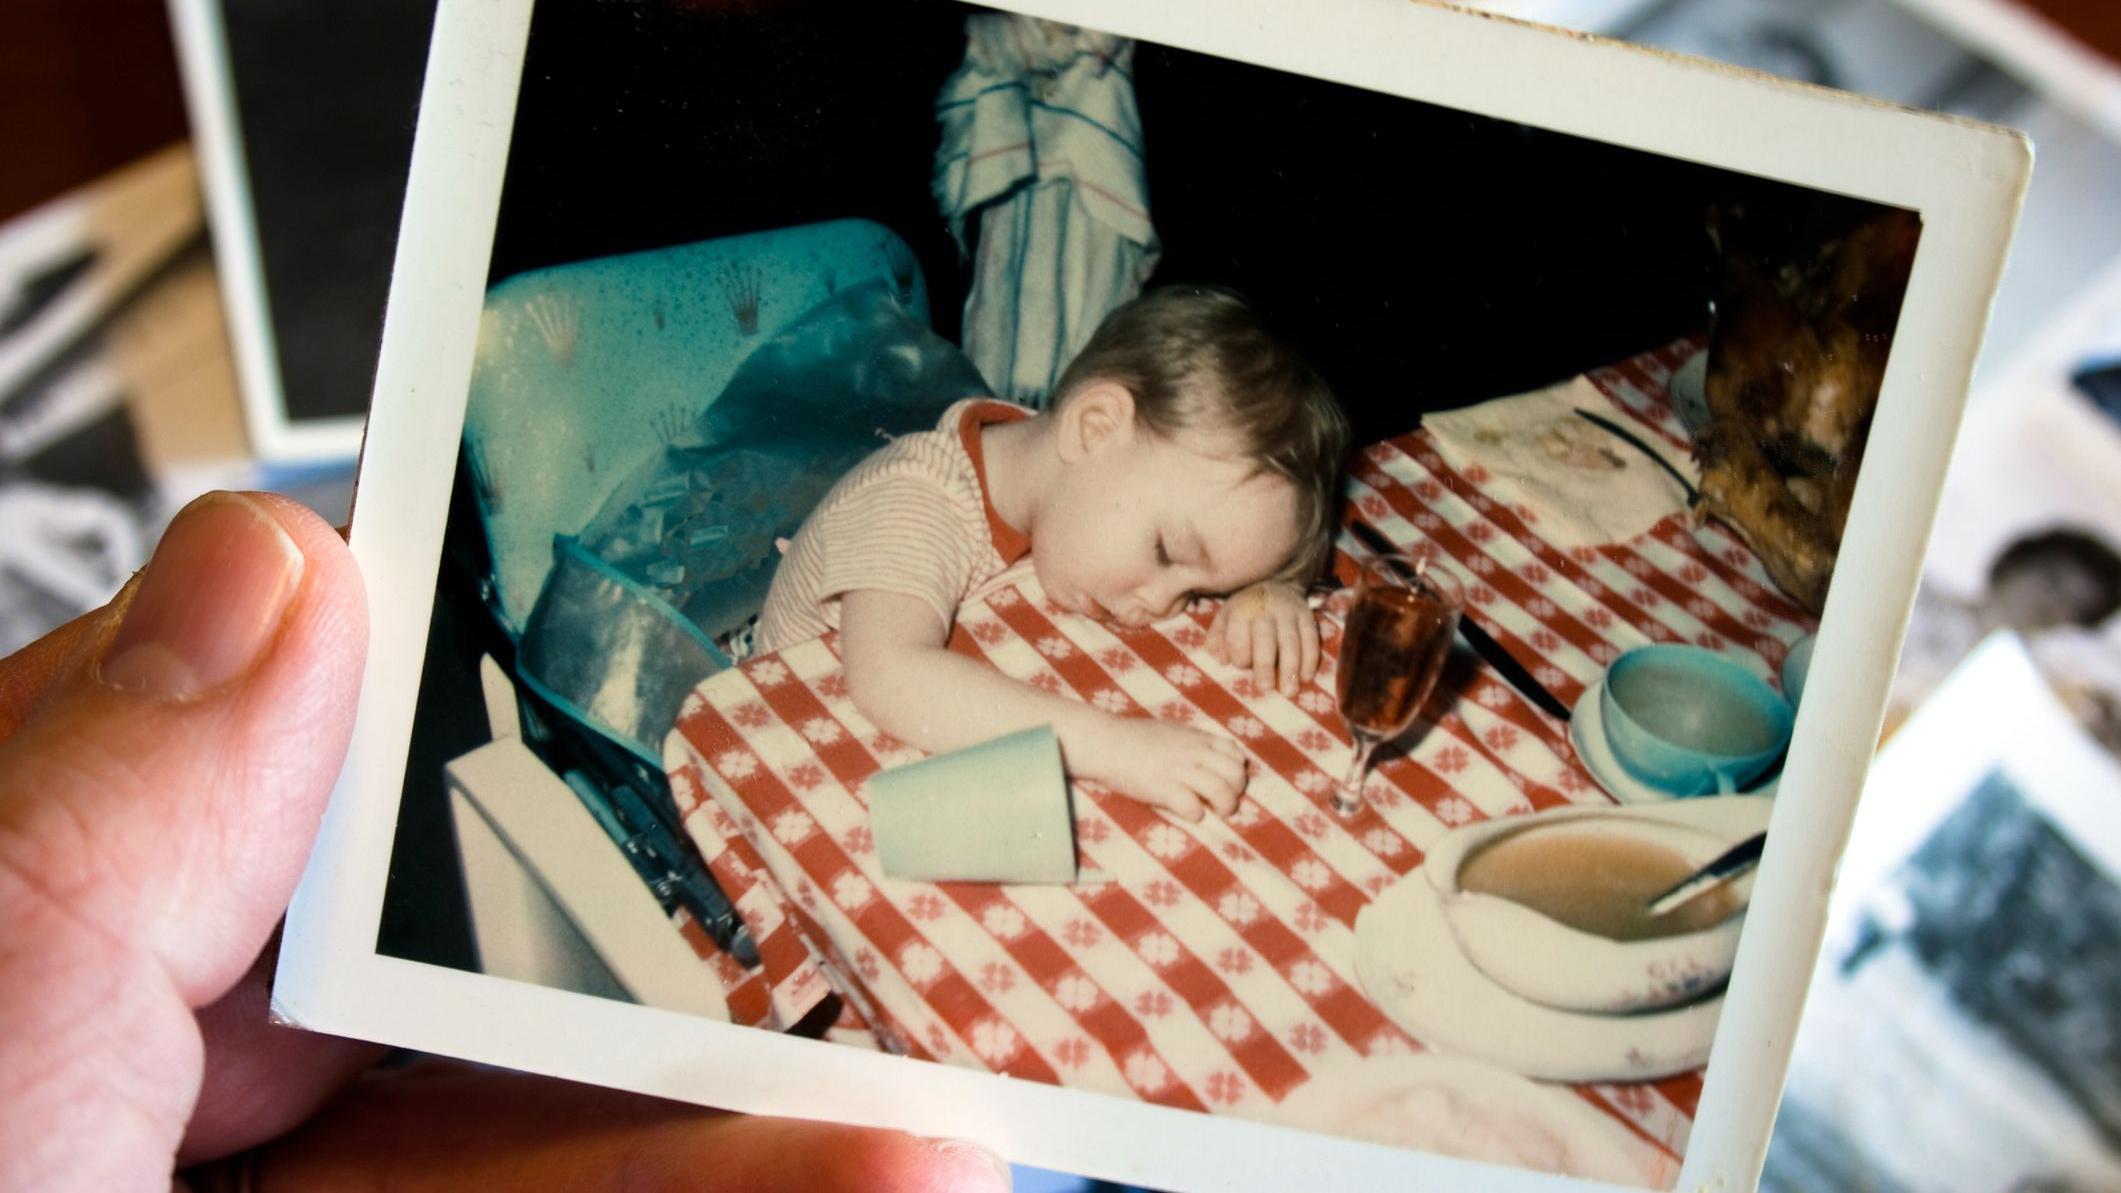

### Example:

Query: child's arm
xmin=1207 ymin=581 xmax=1323 ymax=697
xmin=839 ymin=589 xmax=1248 ymax=822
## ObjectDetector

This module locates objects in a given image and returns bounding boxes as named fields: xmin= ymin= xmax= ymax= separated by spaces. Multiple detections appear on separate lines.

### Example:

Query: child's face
xmin=1036 ymin=383 xmax=1303 ymax=628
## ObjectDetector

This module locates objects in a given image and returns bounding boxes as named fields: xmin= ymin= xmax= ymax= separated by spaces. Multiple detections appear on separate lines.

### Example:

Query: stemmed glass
xmin=1333 ymin=553 xmax=1464 ymax=818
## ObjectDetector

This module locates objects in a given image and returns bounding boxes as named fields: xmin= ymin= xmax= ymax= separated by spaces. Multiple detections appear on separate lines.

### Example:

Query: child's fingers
xmin=1198 ymin=739 xmax=1247 ymax=787
xmin=1299 ymin=614 xmax=1321 ymax=682
xmin=1133 ymin=773 xmax=1202 ymax=821
xmin=1250 ymin=619 xmax=1276 ymax=691
xmin=1225 ymin=611 xmax=1252 ymax=669
xmin=1199 ymin=774 xmax=1242 ymax=819
xmin=1185 ymin=738 xmax=1246 ymax=810
xmin=1275 ymin=614 xmax=1300 ymax=695
xmin=1188 ymin=740 xmax=1242 ymax=785
xmin=1205 ymin=601 xmax=1230 ymax=662
xmin=1188 ymin=758 xmax=1245 ymax=818
xmin=1155 ymin=783 xmax=1208 ymax=822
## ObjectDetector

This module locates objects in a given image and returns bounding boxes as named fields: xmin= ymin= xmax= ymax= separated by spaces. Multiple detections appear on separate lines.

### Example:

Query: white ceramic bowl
xmin=1782 ymin=634 xmax=1816 ymax=707
xmin=1425 ymin=812 xmax=1750 ymax=1015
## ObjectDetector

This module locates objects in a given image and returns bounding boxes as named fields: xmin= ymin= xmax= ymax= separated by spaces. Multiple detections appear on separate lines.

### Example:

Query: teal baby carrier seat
xmin=464 ymin=219 xmax=985 ymax=963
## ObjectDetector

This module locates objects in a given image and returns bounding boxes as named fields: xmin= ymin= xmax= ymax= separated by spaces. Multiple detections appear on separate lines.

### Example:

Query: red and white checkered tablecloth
xmin=664 ymin=339 xmax=1816 ymax=1160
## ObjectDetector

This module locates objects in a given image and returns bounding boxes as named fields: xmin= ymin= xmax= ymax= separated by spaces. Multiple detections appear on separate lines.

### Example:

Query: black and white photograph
xmin=1766 ymin=633 xmax=2121 ymax=1192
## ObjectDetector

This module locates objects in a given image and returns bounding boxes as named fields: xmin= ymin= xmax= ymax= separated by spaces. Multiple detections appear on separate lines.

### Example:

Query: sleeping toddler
xmin=756 ymin=286 xmax=1350 ymax=820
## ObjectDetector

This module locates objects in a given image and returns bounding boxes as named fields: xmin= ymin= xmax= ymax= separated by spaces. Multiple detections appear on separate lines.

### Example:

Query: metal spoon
xmin=1646 ymin=831 xmax=1766 ymax=918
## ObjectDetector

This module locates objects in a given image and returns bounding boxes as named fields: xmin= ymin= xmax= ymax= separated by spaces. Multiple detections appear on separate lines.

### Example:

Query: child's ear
xmin=1057 ymin=382 xmax=1136 ymax=464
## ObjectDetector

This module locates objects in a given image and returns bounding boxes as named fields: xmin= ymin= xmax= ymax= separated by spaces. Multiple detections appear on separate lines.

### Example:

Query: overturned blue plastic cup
xmin=1599 ymin=645 xmax=1793 ymax=797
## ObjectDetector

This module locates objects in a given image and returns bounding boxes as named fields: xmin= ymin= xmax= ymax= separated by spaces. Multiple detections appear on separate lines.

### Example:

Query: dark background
xmin=481 ymin=0 xmax=1873 ymax=444
xmin=0 ymin=0 xmax=191 ymax=223
xmin=379 ymin=0 xmax=1880 ymax=971
xmin=219 ymin=0 xmax=436 ymax=425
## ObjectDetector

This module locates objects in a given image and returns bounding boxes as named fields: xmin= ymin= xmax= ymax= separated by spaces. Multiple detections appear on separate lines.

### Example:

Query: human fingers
xmin=1205 ymin=600 xmax=1230 ymax=663
xmin=1184 ymin=731 xmax=1246 ymax=804
xmin=1154 ymin=781 xmax=1208 ymax=822
xmin=1186 ymin=755 xmax=1245 ymax=818
xmin=1299 ymin=613 xmax=1321 ymax=684
xmin=1136 ymin=761 xmax=1208 ymax=823
xmin=1250 ymin=618 xmax=1276 ymax=692
xmin=0 ymin=492 xmax=367 ymax=1190
xmin=1224 ymin=606 xmax=1252 ymax=670
xmin=181 ymin=937 xmax=388 ymax=1165
xmin=1275 ymin=611 xmax=1300 ymax=696
xmin=0 ymin=607 xmax=101 ymax=743
xmin=1181 ymin=727 xmax=1246 ymax=786
xmin=1198 ymin=733 xmax=1247 ymax=786
xmin=230 ymin=1060 xmax=1013 ymax=1193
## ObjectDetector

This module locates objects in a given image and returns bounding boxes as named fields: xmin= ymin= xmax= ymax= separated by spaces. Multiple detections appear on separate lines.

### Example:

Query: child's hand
xmin=1208 ymin=581 xmax=1322 ymax=697
xmin=1082 ymin=718 xmax=1248 ymax=822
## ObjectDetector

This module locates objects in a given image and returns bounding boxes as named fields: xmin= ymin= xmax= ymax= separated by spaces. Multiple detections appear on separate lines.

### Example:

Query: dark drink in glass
xmin=1334 ymin=555 xmax=1464 ymax=817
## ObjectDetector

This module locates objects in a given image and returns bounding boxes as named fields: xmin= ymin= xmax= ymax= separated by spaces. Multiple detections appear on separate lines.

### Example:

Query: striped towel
xmin=934 ymin=13 xmax=1159 ymax=407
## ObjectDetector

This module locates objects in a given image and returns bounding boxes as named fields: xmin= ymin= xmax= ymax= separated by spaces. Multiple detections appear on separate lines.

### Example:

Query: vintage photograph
xmin=296 ymin=0 xmax=2027 ymax=1187
xmin=1765 ymin=633 xmax=2121 ymax=1192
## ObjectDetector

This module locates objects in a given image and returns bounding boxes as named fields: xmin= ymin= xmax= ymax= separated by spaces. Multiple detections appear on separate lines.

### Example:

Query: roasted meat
xmin=1697 ymin=206 xmax=1921 ymax=612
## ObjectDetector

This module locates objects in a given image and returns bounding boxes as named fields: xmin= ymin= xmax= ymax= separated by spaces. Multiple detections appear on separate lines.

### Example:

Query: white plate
xmin=1666 ymin=349 xmax=1710 ymax=436
xmin=1273 ymin=1054 xmax=1676 ymax=1186
xmin=1353 ymin=798 xmax=1772 ymax=1084
xmin=1781 ymin=634 xmax=1815 ymax=706
xmin=1568 ymin=683 xmax=1780 ymax=803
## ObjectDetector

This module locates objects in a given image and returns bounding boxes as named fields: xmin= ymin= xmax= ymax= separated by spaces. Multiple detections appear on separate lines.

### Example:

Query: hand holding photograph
xmin=274 ymin=1 xmax=2030 ymax=1188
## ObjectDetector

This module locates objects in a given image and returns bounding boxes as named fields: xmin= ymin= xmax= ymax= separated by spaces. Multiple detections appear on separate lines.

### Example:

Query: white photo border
xmin=275 ymin=1 xmax=2032 ymax=1189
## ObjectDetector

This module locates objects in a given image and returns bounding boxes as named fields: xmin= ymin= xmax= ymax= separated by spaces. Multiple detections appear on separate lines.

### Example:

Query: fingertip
xmin=187 ymin=491 xmax=366 ymax=710
xmin=226 ymin=492 xmax=357 ymax=599
xmin=243 ymin=488 xmax=343 ymax=541
xmin=870 ymin=1136 xmax=1013 ymax=1193
xmin=808 ymin=1129 xmax=1012 ymax=1193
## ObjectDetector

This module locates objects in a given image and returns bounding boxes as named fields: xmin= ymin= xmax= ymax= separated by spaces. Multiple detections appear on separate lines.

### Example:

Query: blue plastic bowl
xmin=1599 ymin=645 xmax=1793 ymax=797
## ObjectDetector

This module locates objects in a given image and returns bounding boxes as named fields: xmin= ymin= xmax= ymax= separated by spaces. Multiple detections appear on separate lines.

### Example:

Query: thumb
xmin=2 ymin=490 xmax=366 ymax=996
xmin=0 ymin=491 xmax=366 ymax=1185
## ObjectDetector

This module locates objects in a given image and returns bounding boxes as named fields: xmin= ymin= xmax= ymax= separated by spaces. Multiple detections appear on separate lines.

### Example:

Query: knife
xmin=1573 ymin=407 xmax=1698 ymax=505
xmin=1345 ymin=518 xmax=1574 ymax=723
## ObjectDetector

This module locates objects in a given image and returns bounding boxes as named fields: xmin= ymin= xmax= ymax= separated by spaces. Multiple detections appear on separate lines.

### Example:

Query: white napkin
xmin=1422 ymin=376 xmax=1698 ymax=550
